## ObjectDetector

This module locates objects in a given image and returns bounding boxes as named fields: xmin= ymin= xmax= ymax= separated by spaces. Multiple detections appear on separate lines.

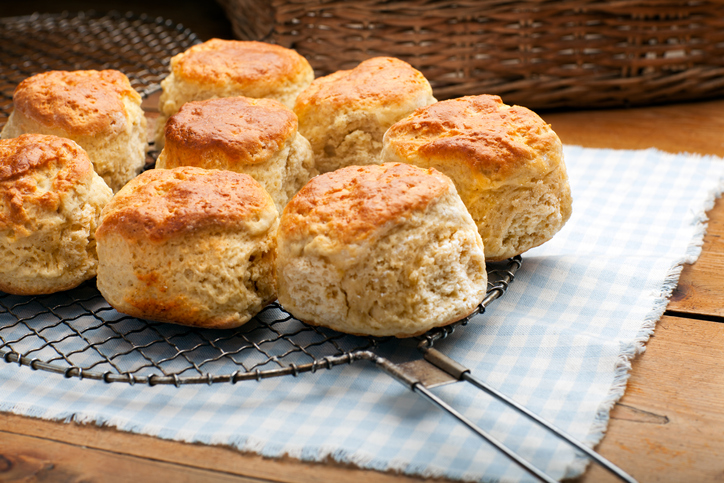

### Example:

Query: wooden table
xmin=2 ymin=5 xmax=724 ymax=481
xmin=2 ymin=99 xmax=723 ymax=483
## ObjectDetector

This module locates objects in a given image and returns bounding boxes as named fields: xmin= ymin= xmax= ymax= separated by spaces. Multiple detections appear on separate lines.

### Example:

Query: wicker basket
xmin=216 ymin=0 xmax=724 ymax=109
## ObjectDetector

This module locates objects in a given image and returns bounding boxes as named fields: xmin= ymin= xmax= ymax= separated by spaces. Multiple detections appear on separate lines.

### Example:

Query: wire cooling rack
xmin=0 ymin=10 xmax=519 ymax=384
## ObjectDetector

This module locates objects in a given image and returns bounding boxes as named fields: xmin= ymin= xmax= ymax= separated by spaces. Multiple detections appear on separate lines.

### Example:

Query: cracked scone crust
xmin=156 ymin=96 xmax=315 ymax=212
xmin=1 ymin=70 xmax=147 ymax=193
xmin=276 ymin=163 xmax=487 ymax=338
xmin=0 ymin=134 xmax=113 ymax=295
xmin=381 ymin=94 xmax=573 ymax=261
xmin=293 ymin=57 xmax=436 ymax=174
xmin=96 ymin=166 xmax=279 ymax=329
xmin=154 ymin=39 xmax=314 ymax=150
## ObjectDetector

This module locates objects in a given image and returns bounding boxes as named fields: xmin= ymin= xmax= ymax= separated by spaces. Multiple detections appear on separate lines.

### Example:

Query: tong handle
xmin=420 ymin=347 xmax=638 ymax=483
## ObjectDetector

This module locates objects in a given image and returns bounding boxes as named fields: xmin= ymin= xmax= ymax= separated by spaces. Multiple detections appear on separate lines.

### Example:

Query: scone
xmin=1 ymin=70 xmax=147 ymax=193
xmin=381 ymin=94 xmax=573 ymax=261
xmin=293 ymin=57 xmax=436 ymax=174
xmin=154 ymin=39 xmax=314 ymax=150
xmin=0 ymin=134 xmax=113 ymax=295
xmin=95 ymin=166 xmax=278 ymax=329
xmin=156 ymin=96 xmax=315 ymax=212
xmin=276 ymin=163 xmax=487 ymax=338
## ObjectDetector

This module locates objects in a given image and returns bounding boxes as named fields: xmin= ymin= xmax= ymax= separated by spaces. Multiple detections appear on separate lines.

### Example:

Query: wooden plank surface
xmin=542 ymin=100 xmax=724 ymax=158
xmin=579 ymin=316 xmax=724 ymax=482
xmin=669 ymin=196 xmax=724 ymax=319
xmin=0 ymin=430 xmax=255 ymax=483
xmin=0 ymin=412 xmax=438 ymax=483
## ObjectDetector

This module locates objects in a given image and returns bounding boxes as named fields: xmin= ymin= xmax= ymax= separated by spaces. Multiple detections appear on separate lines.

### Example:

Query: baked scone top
xmin=171 ymin=39 xmax=312 ymax=88
xmin=164 ymin=97 xmax=298 ymax=165
xmin=383 ymin=94 xmax=562 ymax=186
xmin=294 ymin=57 xmax=433 ymax=113
xmin=0 ymin=134 xmax=94 ymax=232
xmin=0 ymin=133 xmax=91 ymax=183
xmin=97 ymin=167 xmax=276 ymax=243
xmin=12 ymin=70 xmax=140 ymax=137
xmin=281 ymin=163 xmax=450 ymax=244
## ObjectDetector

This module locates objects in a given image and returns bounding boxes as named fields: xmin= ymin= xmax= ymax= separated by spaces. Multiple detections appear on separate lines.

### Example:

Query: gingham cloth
xmin=1 ymin=146 xmax=723 ymax=482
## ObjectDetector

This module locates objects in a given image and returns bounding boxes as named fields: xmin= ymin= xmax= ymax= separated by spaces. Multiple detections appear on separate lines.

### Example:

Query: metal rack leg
xmin=372 ymin=351 xmax=557 ymax=483
xmin=421 ymin=346 xmax=637 ymax=483
xmin=413 ymin=382 xmax=558 ymax=483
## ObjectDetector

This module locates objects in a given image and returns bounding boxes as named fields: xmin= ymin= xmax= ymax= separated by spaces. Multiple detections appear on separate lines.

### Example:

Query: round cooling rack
xmin=0 ymin=10 xmax=522 ymax=385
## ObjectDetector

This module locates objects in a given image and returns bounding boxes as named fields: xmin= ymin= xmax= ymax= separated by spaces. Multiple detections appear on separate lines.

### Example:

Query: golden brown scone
xmin=0 ymin=70 xmax=147 ymax=193
xmin=154 ymin=39 xmax=314 ymax=150
xmin=276 ymin=163 xmax=487 ymax=338
xmin=156 ymin=96 xmax=315 ymax=212
xmin=0 ymin=134 xmax=113 ymax=295
xmin=293 ymin=57 xmax=436 ymax=174
xmin=381 ymin=94 xmax=573 ymax=261
xmin=96 ymin=166 xmax=278 ymax=329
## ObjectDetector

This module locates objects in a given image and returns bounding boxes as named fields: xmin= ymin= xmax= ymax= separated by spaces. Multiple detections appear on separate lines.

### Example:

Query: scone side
xmin=96 ymin=227 xmax=277 ymax=329
xmin=0 ymin=136 xmax=113 ymax=294
xmin=381 ymin=94 xmax=573 ymax=260
xmin=294 ymin=57 xmax=436 ymax=174
xmin=277 ymin=173 xmax=487 ymax=338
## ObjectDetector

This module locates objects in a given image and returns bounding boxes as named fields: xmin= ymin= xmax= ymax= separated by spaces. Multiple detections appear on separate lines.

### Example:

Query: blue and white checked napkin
xmin=1 ymin=146 xmax=723 ymax=482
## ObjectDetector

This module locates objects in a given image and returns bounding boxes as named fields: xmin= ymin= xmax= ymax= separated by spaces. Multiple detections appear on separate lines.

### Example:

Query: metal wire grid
xmin=0 ymin=11 xmax=201 ymax=127
xmin=2 ymin=259 xmax=520 ymax=384
xmin=0 ymin=259 xmax=520 ymax=385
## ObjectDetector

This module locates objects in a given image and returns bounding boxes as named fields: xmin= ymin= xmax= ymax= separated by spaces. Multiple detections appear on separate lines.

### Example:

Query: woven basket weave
xmin=216 ymin=0 xmax=724 ymax=109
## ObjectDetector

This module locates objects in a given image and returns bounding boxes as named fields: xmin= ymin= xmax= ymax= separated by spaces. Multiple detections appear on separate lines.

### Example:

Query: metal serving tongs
xmin=358 ymin=256 xmax=638 ymax=483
